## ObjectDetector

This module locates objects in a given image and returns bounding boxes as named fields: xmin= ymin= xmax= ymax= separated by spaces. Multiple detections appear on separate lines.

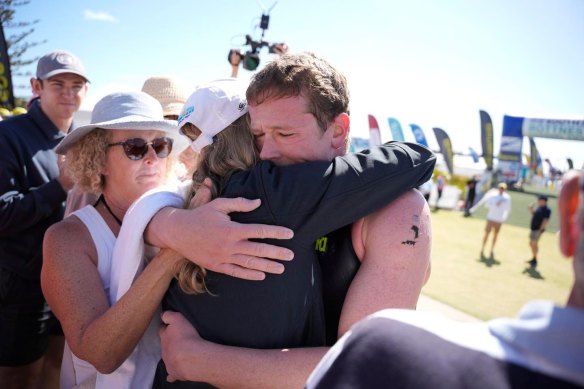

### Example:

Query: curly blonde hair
xmin=65 ymin=128 xmax=110 ymax=193
xmin=65 ymin=128 xmax=179 ymax=192
xmin=176 ymin=113 xmax=259 ymax=294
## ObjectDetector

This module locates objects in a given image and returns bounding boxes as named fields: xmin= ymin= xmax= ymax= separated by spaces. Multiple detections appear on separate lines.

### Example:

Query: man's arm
xmin=540 ymin=217 xmax=550 ymax=232
xmin=0 ymin=140 xmax=70 ymax=233
xmin=340 ymin=189 xmax=431 ymax=336
xmin=229 ymin=49 xmax=241 ymax=78
xmin=160 ymin=311 xmax=327 ymax=388
xmin=145 ymin=196 xmax=295 ymax=281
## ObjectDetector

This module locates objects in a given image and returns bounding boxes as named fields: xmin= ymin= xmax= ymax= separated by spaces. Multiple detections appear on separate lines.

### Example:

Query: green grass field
xmin=421 ymin=189 xmax=573 ymax=321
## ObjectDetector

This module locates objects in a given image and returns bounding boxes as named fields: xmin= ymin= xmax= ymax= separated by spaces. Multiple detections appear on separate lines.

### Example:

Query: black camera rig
xmin=228 ymin=2 xmax=286 ymax=71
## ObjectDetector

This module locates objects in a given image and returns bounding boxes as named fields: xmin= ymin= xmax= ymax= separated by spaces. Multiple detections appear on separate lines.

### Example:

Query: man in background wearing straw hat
xmin=0 ymin=50 xmax=88 ymax=388
xmin=142 ymin=75 xmax=197 ymax=177
xmin=142 ymin=76 xmax=187 ymax=121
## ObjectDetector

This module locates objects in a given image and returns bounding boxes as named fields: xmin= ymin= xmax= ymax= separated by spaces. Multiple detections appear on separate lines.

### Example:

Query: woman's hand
xmin=160 ymin=311 xmax=206 ymax=382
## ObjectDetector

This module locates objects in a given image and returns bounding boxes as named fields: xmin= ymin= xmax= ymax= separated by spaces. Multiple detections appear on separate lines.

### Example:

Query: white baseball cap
xmin=178 ymin=78 xmax=248 ymax=152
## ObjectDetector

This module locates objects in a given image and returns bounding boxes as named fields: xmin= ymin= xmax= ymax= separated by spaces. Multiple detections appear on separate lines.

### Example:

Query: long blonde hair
xmin=176 ymin=113 xmax=259 ymax=294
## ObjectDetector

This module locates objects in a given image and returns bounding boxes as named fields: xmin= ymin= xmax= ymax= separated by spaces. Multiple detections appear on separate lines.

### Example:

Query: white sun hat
xmin=56 ymin=91 xmax=179 ymax=154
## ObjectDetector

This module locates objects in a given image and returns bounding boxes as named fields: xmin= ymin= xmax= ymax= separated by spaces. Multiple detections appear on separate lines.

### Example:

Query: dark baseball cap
xmin=36 ymin=50 xmax=89 ymax=82
xmin=538 ymin=195 xmax=548 ymax=201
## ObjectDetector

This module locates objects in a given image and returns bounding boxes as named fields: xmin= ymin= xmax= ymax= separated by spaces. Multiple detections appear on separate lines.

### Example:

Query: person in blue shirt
xmin=0 ymin=50 xmax=88 ymax=388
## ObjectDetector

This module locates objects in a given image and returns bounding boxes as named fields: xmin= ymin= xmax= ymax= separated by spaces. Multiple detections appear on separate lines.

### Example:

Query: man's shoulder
xmin=312 ymin=311 xmax=581 ymax=389
xmin=311 ymin=313 xmax=496 ymax=388
xmin=363 ymin=189 xmax=426 ymax=218
xmin=0 ymin=113 xmax=36 ymax=136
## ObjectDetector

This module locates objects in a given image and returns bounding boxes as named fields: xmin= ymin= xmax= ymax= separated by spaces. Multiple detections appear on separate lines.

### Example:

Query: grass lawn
xmin=421 ymin=195 xmax=573 ymax=321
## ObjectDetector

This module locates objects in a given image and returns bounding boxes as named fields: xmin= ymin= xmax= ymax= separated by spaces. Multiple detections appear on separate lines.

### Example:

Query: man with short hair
xmin=306 ymin=169 xmax=584 ymax=389
xmin=156 ymin=52 xmax=433 ymax=388
xmin=0 ymin=50 xmax=88 ymax=388
xmin=245 ymin=52 xmax=431 ymax=341
xmin=527 ymin=194 xmax=552 ymax=268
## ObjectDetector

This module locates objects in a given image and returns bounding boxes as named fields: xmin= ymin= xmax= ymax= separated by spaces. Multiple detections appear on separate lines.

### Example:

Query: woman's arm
xmin=41 ymin=218 xmax=182 ymax=373
xmin=160 ymin=311 xmax=328 ymax=388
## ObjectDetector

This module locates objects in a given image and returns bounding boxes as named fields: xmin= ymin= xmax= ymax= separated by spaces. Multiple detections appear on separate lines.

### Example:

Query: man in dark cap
xmin=527 ymin=194 xmax=552 ymax=267
xmin=0 ymin=50 xmax=88 ymax=388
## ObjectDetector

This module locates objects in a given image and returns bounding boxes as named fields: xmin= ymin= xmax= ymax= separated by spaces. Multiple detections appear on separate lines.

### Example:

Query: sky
xmin=11 ymin=0 xmax=584 ymax=172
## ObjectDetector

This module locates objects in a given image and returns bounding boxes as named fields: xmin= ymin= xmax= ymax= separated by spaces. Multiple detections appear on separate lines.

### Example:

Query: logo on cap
xmin=178 ymin=106 xmax=194 ymax=124
xmin=56 ymin=53 xmax=74 ymax=65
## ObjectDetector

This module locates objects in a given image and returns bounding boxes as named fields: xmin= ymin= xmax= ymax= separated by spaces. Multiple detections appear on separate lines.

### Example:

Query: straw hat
xmin=55 ymin=91 xmax=178 ymax=154
xmin=141 ymin=76 xmax=187 ymax=118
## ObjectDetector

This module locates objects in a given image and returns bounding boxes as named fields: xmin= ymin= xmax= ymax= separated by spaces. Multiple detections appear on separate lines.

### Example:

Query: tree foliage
xmin=0 ymin=0 xmax=45 ymax=79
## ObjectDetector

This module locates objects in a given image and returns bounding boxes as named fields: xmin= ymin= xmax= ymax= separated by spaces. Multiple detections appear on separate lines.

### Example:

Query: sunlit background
xmin=14 ymin=0 xmax=584 ymax=173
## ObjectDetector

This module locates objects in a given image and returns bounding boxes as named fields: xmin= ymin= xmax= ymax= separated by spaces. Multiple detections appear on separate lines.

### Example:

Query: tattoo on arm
xmin=411 ymin=226 xmax=419 ymax=239
xmin=401 ymin=215 xmax=420 ymax=246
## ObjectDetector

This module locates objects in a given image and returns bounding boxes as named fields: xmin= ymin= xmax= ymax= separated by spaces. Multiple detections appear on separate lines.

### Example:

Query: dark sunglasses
xmin=107 ymin=137 xmax=173 ymax=161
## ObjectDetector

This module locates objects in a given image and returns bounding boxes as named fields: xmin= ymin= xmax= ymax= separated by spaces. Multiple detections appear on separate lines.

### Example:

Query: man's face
xmin=32 ymin=73 xmax=87 ymax=122
xmin=249 ymin=95 xmax=342 ymax=166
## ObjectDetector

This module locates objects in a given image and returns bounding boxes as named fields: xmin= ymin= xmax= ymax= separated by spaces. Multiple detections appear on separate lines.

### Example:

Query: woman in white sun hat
xmin=41 ymin=91 xmax=184 ymax=388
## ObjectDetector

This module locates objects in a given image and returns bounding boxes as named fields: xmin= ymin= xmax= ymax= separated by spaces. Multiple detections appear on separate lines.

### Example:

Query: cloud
xmin=84 ymin=10 xmax=118 ymax=23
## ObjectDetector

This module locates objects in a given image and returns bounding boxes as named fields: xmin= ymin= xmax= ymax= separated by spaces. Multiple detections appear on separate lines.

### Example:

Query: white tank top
xmin=60 ymin=205 xmax=115 ymax=389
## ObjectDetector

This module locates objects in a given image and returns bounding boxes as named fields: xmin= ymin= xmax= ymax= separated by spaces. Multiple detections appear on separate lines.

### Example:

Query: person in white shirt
xmin=470 ymin=182 xmax=512 ymax=258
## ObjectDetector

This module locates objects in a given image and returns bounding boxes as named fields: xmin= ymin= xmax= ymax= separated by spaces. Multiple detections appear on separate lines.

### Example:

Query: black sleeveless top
xmin=315 ymin=224 xmax=360 ymax=346
xmin=153 ymin=142 xmax=436 ymax=388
